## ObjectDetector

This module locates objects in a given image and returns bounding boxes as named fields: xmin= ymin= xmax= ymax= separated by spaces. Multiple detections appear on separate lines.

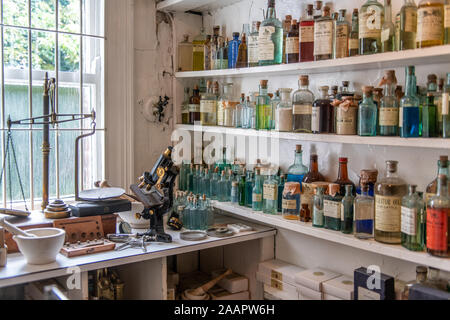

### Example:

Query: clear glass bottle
xmin=401 ymin=66 xmax=421 ymax=138
xmin=252 ymin=169 xmax=263 ymax=211
xmin=293 ymin=75 xmax=315 ymax=133
xmin=359 ymin=0 xmax=384 ymax=55
xmin=358 ymin=86 xmax=378 ymax=136
xmin=236 ymin=33 xmax=248 ymax=68
xmin=219 ymin=38 xmax=229 ymax=69
xmin=427 ymin=174 xmax=450 ymax=257
xmin=248 ymin=21 xmax=261 ymax=67
xmin=201 ymin=168 xmax=211 ymax=198
xmin=211 ymin=26 xmax=221 ymax=70
xmin=341 ymin=185 xmax=355 ymax=234
xmin=203 ymin=35 xmax=212 ymax=71
xmin=282 ymin=15 xmax=292 ymax=64
xmin=210 ymin=167 xmax=219 ymax=200
xmin=313 ymin=86 xmax=333 ymax=133
xmin=234 ymin=94 xmax=246 ymax=128
xmin=302 ymin=154 xmax=325 ymax=212
xmin=381 ymin=0 xmax=395 ymax=52
xmin=192 ymin=28 xmax=207 ymax=71
xmin=231 ymin=181 xmax=239 ymax=203
xmin=228 ymin=32 xmax=241 ymax=69
xmin=245 ymin=170 xmax=254 ymax=208
xmin=324 ymin=183 xmax=343 ymax=231
xmin=401 ymin=184 xmax=425 ymax=251
xmin=417 ymin=0 xmax=445 ymax=48
xmin=300 ymin=4 xmax=315 ymax=62
xmin=238 ymin=170 xmax=246 ymax=206
xmin=275 ymin=88 xmax=293 ymax=132
xmin=258 ymin=0 xmax=283 ymax=66
xmin=217 ymin=171 xmax=228 ymax=202
xmin=426 ymin=156 xmax=450 ymax=203
xmin=181 ymin=87 xmax=190 ymax=124
xmin=314 ymin=1 xmax=323 ymax=19
xmin=263 ymin=172 xmax=279 ymax=215
xmin=313 ymin=187 xmax=325 ymax=228
xmin=349 ymin=9 xmax=360 ymax=56
xmin=178 ymin=34 xmax=193 ymax=72
xmin=334 ymin=9 xmax=350 ymax=59
xmin=217 ymin=83 xmax=232 ymax=127
xmin=200 ymin=80 xmax=217 ymax=126
xmin=287 ymin=145 xmax=308 ymax=185
xmin=400 ymin=0 xmax=418 ymax=50
xmin=314 ymin=6 xmax=334 ymax=61
xmin=354 ymin=183 xmax=375 ymax=239
xmin=256 ymin=80 xmax=272 ymax=130
xmin=374 ymin=160 xmax=408 ymax=244
xmin=270 ymin=91 xmax=281 ymax=130
xmin=282 ymin=182 xmax=301 ymax=220
xmin=379 ymin=70 xmax=399 ymax=136
xmin=286 ymin=19 xmax=299 ymax=63
xmin=334 ymin=157 xmax=357 ymax=196
xmin=442 ymin=73 xmax=450 ymax=138
xmin=422 ymin=93 xmax=438 ymax=137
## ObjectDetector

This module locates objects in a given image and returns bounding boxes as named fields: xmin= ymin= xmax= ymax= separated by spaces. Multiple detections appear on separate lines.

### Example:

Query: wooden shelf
xmin=157 ymin=0 xmax=242 ymax=13
xmin=213 ymin=201 xmax=450 ymax=272
xmin=175 ymin=45 xmax=450 ymax=79
xmin=175 ymin=124 xmax=450 ymax=149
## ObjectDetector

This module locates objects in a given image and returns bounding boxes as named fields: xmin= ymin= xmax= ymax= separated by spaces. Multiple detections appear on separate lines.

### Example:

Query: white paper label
xmin=379 ymin=108 xmax=399 ymax=126
xmin=358 ymin=286 xmax=381 ymax=300
xmin=401 ymin=206 xmax=417 ymax=236
xmin=381 ymin=28 xmax=390 ymax=43
xmin=200 ymin=100 xmax=216 ymax=114
xmin=259 ymin=26 xmax=276 ymax=61
xmin=314 ymin=20 xmax=333 ymax=56
xmin=417 ymin=7 xmax=444 ymax=42
xmin=443 ymin=93 xmax=449 ymax=115
xmin=188 ymin=104 xmax=200 ymax=113
xmin=300 ymin=25 xmax=314 ymax=43
xmin=286 ymin=37 xmax=300 ymax=54
xmin=375 ymin=195 xmax=402 ymax=233
xmin=263 ymin=184 xmax=277 ymax=201
xmin=311 ymin=106 xmax=320 ymax=132
xmin=399 ymin=107 xmax=403 ymax=127
xmin=349 ymin=38 xmax=359 ymax=50
xmin=444 ymin=5 xmax=450 ymax=28
xmin=324 ymin=200 xmax=341 ymax=219
xmin=293 ymin=103 xmax=312 ymax=115
xmin=405 ymin=8 xmax=418 ymax=33
xmin=248 ymin=35 xmax=259 ymax=64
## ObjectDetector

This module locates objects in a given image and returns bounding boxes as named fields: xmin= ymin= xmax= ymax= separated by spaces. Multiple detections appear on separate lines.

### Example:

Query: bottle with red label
xmin=427 ymin=174 xmax=450 ymax=257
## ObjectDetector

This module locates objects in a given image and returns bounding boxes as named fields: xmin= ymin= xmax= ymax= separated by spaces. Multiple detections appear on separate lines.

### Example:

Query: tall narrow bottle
xmin=200 ymin=80 xmax=217 ymax=126
xmin=181 ymin=88 xmax=190 ymax=124
xmin=282 ymin=15 xmax=292 ymax=64
xmin=218 ymin=171 xmax=228 ymax=202
xmin=313 ymin=187 xmax=325 ymax=228
xmin=178 ymin=35 xmax=193 ymax=72
xmin=349 ymin=9 xmax=360 ymax=56
xmin=334 ymin=9 xmax=350 ymax=59
xmin=211 ymin=26 xmax=221 ymax=70
xmin=334 ymin=157 xmax=356 ymax=196
xmin=245 ymin=171 xmax=254 ymax=208
xmin=256 ymin=80 xmax=272 ymax=130
xmin=426 ymin=156 xmax=450 ymax=203
xmin=263 ymin=172 xmax=279 ymax=214
xmin=258 ymin=0 xmax=283 ymax=66
xmin=203 ymin=35 xmax=212 ymax=71
xmin=379 ymin=70 xmax=399 ymax=136
xmin=374 ymin=160 xmax=408 ymax=244
xmin=219 ymin=38 xmax=229 ymax=69
xmin=238 ymin=171 xmax=246 ymax=206
xmin=286 ymin=19 xmax=300 ymax=63
xmin=228 ymin=32 xmax=241 ymax=69
xmin=443 ymin=73 xmax=450 ymax=138
xmin=300 ymin=4 xmax=315 ymax=62
xmin=358 ymin=86 xmax=378 ymax=136
xmin=314 ymin=6 xmax=334 ymax=61
xmin=359 ymin=0 xmax=384 ymax=55
xmin=400 ymin=0 xmax=418 ymax=50
xmin=417 ymin=0 xmax=445 ymax=48
xmin=401 ymin=66 xmax=420 ymax=138
xmin=192 ymin=28 xmax=206 ymax=71
xmin=189 ymin=85 xmax=201 ymax=124
xmin=354 ymin=183 xmax=375 ymax=239
xmin=292 ymin=75 xmax=314 ymax=133
xmin=248 ymin=21 xmax=261 ymax=67
xmin=422 ymin=93 xmax=438 ymax=137
xmin=381 ymin=0 xmax=395 ymax=52
xmin=341 ymin=185 xmax=355 ymax=234
xmin=236 ymin=33 xmax=248 ymax=68
xmin=252 ymin=169 xmax=263 ymax=211
xmin=287 ymin=145 xmax=308 ymax=186
xmin=401 ymin=185 xmax=425 ymax=251
xmin=302 ymin=154 xmax=325 ymax=212
xmin=446 ymin=0 xmax=450 ymax=44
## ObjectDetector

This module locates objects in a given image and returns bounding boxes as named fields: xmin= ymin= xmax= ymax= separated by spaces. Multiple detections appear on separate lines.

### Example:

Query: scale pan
xmin=78 ymin=187 xmax=125 ymax=201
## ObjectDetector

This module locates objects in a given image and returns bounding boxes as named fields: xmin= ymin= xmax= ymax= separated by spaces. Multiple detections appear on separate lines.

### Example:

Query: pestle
xmin=0 ymin=218 xmax=37 ymax=238
xmin=190 ymin=269 xmax=233 ymax=296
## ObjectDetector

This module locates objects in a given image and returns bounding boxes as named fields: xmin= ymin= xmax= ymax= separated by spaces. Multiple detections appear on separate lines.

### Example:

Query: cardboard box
xmin=322 ymin=275 xmax=354 ymax=300
xmin=257 ymin=272 xmax=299 ymax=300
xmin=211 ymin=269 xmax=249 ymax=294
xmin=258 ymin=259 xmax=305 ymax=286
xmin=354 ymin=267 xmax=395 ymax=300
xmin=263 ymin=284 xmax=300 ymax=300
xmin=295 ymin=268 xmax=341 ymax=292
xmin=297 ymin=284 xmax=322 ymax=300
xmin=209 ymin=286 xmax=250 ymax=300
xmin=323 ymin=293 xmax=344 ymax=300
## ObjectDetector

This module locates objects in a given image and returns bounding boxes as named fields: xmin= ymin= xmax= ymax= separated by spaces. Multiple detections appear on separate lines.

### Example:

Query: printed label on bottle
xmin=263 ymin=184 xmax=277 ymax=201
xmin=314 ymin=20 xmax=333 ymax=56
xmin=445 ymin=5 xmax=450 ymax=28
xmin=258 ymin=26 xmax=276 ymax=61
xmin=359 ymin=5 xmax=383 ymax=39
xmin=248 ymin=35 xmax=259 ymax=64
xmin=311 ymin=106 xmax=320 ymax=132
xmin=401 ymin=206 xmax=417 ymax=236
xmin=301 ymin=183 xmax=315 ymax=208
xmin=358 ymin=287 xmax=381 ymax=300
xmin=426 ymin=208 xmax=449 ymax=252
xmin=293 ymin=103 xmax=312 ymax=115
xmin=300 ymin=25 xmax=314 ymax=43
xmin=253 ymin=193 xmax=262 ymax=202
xmin=188 ymin=104 xmax=200 ymax=112
xmin=335 ymin=25 xmax=349 ymax=57
xmin=324 ymin=200 xmax=341 ymax=219
xmin=375 ymin=195 xmax=402 ymax=233
xmin=399 ymin=107 xmax=403 ymax=127
xmin=336 ymin=108 xmax=356 ymax=135
xmin=349 ymin=38 xmax=359 ymax=50
xmin=417 ymin=7 xmax=444 ymax=43
xmin=442 ymin=93 xmax=449 ymax=115
xmin=200 ymin=100 xmax=216 ymax=114
xmin=425 ymin=192 xmax=436 ymax=205
xmin=286 ymin=37 xmax=300 ymax=54
xmin=405 ymin=8 xmax=418 ymax=33
xmin=379 ymin=108 xmax=399 ymax=126
xmin=355 ymin=203 xmax=374 ymax=221
xmin=282 ymin=199 xmax=297 ymax=210
xmin=381 ymin=28 xmax=390 ymax=43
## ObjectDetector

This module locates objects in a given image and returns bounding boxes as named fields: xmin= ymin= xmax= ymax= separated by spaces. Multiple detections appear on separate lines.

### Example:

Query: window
xmin=0 ymin=0 xmax=105 ymax=210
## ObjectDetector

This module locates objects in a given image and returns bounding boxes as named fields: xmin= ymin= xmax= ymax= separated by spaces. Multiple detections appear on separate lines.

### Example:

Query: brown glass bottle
xmin=286 ymin=19 xmax=300 ymax=63
xmin=313 ymin=86 xmax=334 ymax=133
xmin=300 ymin=4 xmax=315 ymax=62
xmin=236 ymin=33 xmax=248 ymax=68
xmin=334 ymin=157 xmax=356 ymax=196
xmin=301 ymin=154 xmax=326 ymax=211
xmin=189 ymin=85 xmax=201 ymax=124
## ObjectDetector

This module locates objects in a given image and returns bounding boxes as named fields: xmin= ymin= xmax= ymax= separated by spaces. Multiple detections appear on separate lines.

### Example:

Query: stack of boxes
xmin=209 ymin=269 xmax=250 ymax=300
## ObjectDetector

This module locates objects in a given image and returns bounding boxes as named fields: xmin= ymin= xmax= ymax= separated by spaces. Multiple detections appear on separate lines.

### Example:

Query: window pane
xmin=81 ymin=130 xmax=103 ymax=190
xmin=82 ymin=0 xmax=104 ymax=37
xmin=58 ymin=0 xmax=80 ymax=33
xmin=31 ymin=0 xmax=56 ymax=30
xmin=3 ymin=0 xmax=29 ymax=27
xmin=33 ymin=130 xmax=57 ymax=200
xmin=31 ymin=31 xmax=56 ymax=72
xmin=58 ymin=130 xmax=77 ymax=196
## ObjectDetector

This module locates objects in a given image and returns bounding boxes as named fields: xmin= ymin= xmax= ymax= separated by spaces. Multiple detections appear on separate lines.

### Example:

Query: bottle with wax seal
xmin=401 ymin=184 xmax=425 ymax=251
xmin=324 ymin=183 xmax=343 ymax=231
xmin=334 ymin=96 xmax=358 ymax=135
xmin=302 ymin=154 xmax=325 ymax=212
xmin=282 ymin=182 xmax=301 ymax=220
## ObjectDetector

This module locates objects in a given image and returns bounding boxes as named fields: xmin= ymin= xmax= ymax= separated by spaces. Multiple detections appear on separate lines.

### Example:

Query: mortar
xmin=13 ymin=228 xmax=65 ymax=265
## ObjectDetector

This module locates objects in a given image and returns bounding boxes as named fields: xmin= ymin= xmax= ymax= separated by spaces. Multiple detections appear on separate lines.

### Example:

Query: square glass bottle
xmin=286 ymin=19 xmax=299 ymax=63
xmin=401 ymin=184 xmax=425 ymax=251
xmin=258 ymin=0 xmax=283 ymax=66
xmin=358 ymin=86 xmax=378 ymax=136
xmin=248 ymin=21 xmax=261 ymax=67
xmin=292 ymin=75 xmax=314 ymax=133
xmin=313 ymin=86 xmax=333 ymax=134
xmin=324 ymin=183 xmax=342 ymax=231
xmin=200 ymin=80 xmax=217 ymax=126
xmin=300 ymin=4 xmax=315 ymax=62
xmin=314 ymin=6 xmax=334 ymax=61
xmin=349 ymin=9 xmax=360 ymax=56
xmin=354 ymin=183 xmax=375 ymax=239
xmin=359 ymin=0 xmax=384 ymax=55
xmin=334 ymin=9 xmax=350 ymax=59
xmin=417 ymin=0 xmax=445 ymax=48
xmin=400 ymin=0 xmax=418 ymax=50
xmin=400 ymin=66 xmax=420 ymax=138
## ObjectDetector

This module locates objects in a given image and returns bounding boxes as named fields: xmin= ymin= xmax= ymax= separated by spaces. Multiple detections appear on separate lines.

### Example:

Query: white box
xmin=323 ymin=293 xmax=344 ymax=300
xmin=322 ymin=275 xmax=354 ymax=300
xmin=257 ymin=259 xmax=305 ymax=286
xmin=297 ymin=284 xmax=323 ymax=300
xmin=211 ymin=269 xmax=249 ymax=294
xmin=295 ymin=268 xmax=341 ymax=292
xmin=264 ymin=284 xmax=300 ymax=300
xmin=257 ymin=272 xmax=299 ymax=300
xmin=209 ymin=286 xmax=250 ymax=300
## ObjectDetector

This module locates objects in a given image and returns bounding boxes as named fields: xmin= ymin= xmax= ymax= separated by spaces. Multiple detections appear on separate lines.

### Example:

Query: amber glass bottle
xmin=417 ymin=0 xmax=445 ymax=48
xmin=189 ymin=85 xmax=201 ymax=124
xmin=236 ymin=33 xmax=248 ymax=68
xmin=334 ymin=157 xmax=356 ymax=196
xmin=302 ymin=154 xmax=326 ymax=212
xmin=286 ymin=19 xmax=300 ymax=63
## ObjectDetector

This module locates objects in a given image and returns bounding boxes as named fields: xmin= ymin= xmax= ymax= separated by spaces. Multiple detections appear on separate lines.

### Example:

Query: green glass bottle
xmin=238 ymin=170 xmax=246 ymax=206
xmin=218 ymin=171 xmax=228 ymax=202
xmin=341 ymin=185 xmax=355 ymax=234
xmin=258 ymin=0 xmax=283 ymax=65
xmin=359 ymin=0 xmax=384 ymax=55
xmin=245 ymin=171 xmax=254 ymax=208
xmin=401 ymin=184 xmax=425 ymax=251
xmin=381 ymin=0 xmax=395 ymax=52
xmin=358 ymin=86 xmax=378 ymax=136
xmin=422 ymin=93 xmax=438 ymax=137
xmin=256 ymin=80 xmax=272 ymax=130
xmin=210 ymin=167 xmax=219 ymax=200
xmin=324 ymin=183 xmax=343 ymax=231
xmin=263 ymin=172 xmax=279 ymax=215
xmin=187 ymin=164 xmax=194 ymax=192
xmin=277 ymin=175 xmax=285 ymax=213
xmin=252 ymin=169 xmax=263 ymax=211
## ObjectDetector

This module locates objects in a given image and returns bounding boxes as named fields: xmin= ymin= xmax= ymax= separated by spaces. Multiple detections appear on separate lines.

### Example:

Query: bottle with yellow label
xmin=417 ymin=0 xmax=445 ymax=48
xmin=374 ymin=161 xmax=408 ymax=244
xmin=359 ymin=0 xmax=385 ymax=55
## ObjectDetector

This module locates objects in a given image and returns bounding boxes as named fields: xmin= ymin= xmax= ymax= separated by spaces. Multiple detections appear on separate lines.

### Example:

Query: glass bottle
xmin=314 ymin=6 xmax=334 ymax=61
xmin=252 ymin=169 xmax=263 ymax=211
xmin=258 ymin=0 xmax=283 ymax=66
xmin=287 ymin=145 xmax=308 ymax=185
xmin=248 ymin=96 xmax=257 ymax=129
xmin=400 ymin=0 xmax=418 ymax=50
xmin=211 ymin=26 xmax=221 ymax=70
xmin=374 ymin=160 xmax=408 ymax=244
xmin=192 ymin=28 xmax=206 ymax=71
xmin=248 ymin=21 xmax=261 ymax=67
xmin=422 ymin=93 xmax=438 ymax=137
xmin=282 ymin=182 xmax=301 ymax=220
xmin=417 ymin=0 xmax=445 ymax=48
xmin=293 ymin=75 xmax=315 ymax=133
xmin=238 ymin=170 xmax=246 ymax=206
xmin=427 ymin=174 xmax=450 ymax=257
xmin=324 ymin=183 xmax=343 ymax=231
xmin=358 ymin=169 xmax=379 ymax=197
xmin=359 ymin=0 xmax=384 ymax=55
xmin=401 ymin=66 xmax=421 ymax=138
xmin=256 ymin=80 xmax=272 ymax=130
xmin=219 ymin=38 xmax=229 ymax=69
xmin=181 ymin=88 xmax=190 ymax=124
xmin=442 ymin=73 xmax=450 ymax=138
xmin=300 ymin=4 xmax=315 ymax=62
xmin=379 ymin=70 xmax=399 ymax=136
xmin=245 ymin=170 xmax=254 ymax=208
xmin=313 ymin=187 xmax=325 ymax=228
xmin=300 ymin=204 xmax=311 ymax=222
xmin=270 ymin=91 xmax=281 ymax=130
xmin=354 ymin=183 xmax=375 ymax=239
xmin=217 ymin=171 xmax=228 ymax=202
xmin=426 ymin=156 xmax=450 ymax=203
xmin=334 ymin=157 xmax=356 ymax=196
xmin=210 ymin=167 xmax=219 ymax=200
xmin=282 ymin=15 xmax=292 ymax=64
xmin=231 ymin=181 xmax=239 ymax=203
xmin=187 ymin=164 xmax=194 ymax=192
xmin=234 ymin=94 xmax=245 ymax=128
xmin=334 ymin=9 xmax=350 ymax=59
xmin=227 ymin=169 xmax=234 ymax=202
xmin=358 ymin=86 xmax=378 ymax=136
xmin=286 ymin=19 xmax=300 ymax=63
xmin=236 ymin=33 xmax=248 ymax=68
xmin=204 ymin=35 xmax=212 ymax=71
xmin=277 ymin=175 xmax=285 ymax=213
xmin=446 ymin=0 xmax=450 ymax=43
xmin=314 ymin=1 xmax=323 ymax=19
xmin=228 ymin=32 xmax=241 ymax=69
xmin=263 ymin=172 xmax=279 ymax=214
xmin=189 ymin=85 xmax=201 ymax=124
xmin=395 ymin=12 xmax=401 ymax=50
xmin=275 ymin=88 xmax=293 ymax=132
xmin=335 ymin=96 xmax=358 ymax=135
xmin=341 ymin=185 xmax=355 ymax=234
xmin=337 ymin=81 xmax=354 ymax=99
xmin=381 ymin=0 xmax=395 ymax=52
xmin=200 ymin=80 xmax=217 ymax=126
xmin=313 ymin=86 xmax=333 ymax=133
xmin=178 ymin=34 xmax=193 ymax=72
xmin=302 ymin=154 xmax=325 ymax=212
xmin=349 ymin=9 xmax=360 ymax=56
xmin=217 ymin=83 xmax=232 ymax=127
xmin=401 ymin=266 xmax=428 ymax=300
xmin=401 ymin=185 xmax=425 ymax=251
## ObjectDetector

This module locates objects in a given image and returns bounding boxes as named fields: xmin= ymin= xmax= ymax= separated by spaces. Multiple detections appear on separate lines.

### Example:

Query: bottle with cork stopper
xmin=293 ymin=75 xmax=315 ymax=133
xmin=256 ymin=80 xmax=271 ymax=130
xmin=358 ymin=86 xmax=378 ymax=136
xmin=379 ymin=70 xmax=399 ymax=136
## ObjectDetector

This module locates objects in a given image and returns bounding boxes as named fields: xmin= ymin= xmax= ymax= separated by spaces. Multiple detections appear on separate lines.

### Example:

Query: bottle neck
xmin=363 ymin=94 xmax=374 ymax=103
xmin=309 ymin=158 xmax=319 ymax=173
xmin=384 ymin=83 xmax=395 ymax=97
xmin=267 ymin=7 xmax=276 ymax=20
xmin=361 ymin=188 xmax=370 ymax=197
xmin=405 ymin=74 xmax=417 ymax=96
xmin=386 ymin=168 xmax=398 ymax=179
xmin=437 ymin=178 xmax=448 ymax=197
xmin=259 ymin=86 xmax=268 ymax=96
xmin=320 ymin=90 xmax=328 ymax=99
xmin=384 ymin=1 xmax=392 ymax=22
xmin=438 ymin=161 xmax=449 ymax=177
xmin=447 ymin=74 xmax=450 ymax=86
xmin=338 ymin=162 xmax=349 ymax=181
xmin=294 ymin=151 xmax=304 ymax=166
xmin=299 ymin=83 xmax=309 ymax=91
xmin=352 ymin=15 xmax=359 ymax=32
xmin=281 ymin=92 xmax=291 ymax=102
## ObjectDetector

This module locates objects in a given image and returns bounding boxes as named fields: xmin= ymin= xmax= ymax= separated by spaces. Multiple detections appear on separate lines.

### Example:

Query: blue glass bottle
xmin=252 ymin=169 xmax=263 ymax=211
xmin=228 ymin=32 xmax=241 ymax=69
xmin=358 ymin=86 xmax=378 ymax=136
xmin=231 ymin=181 xmax=239 ymax=203
xmin=354 ymin=183 xmax=374 ymax=239
xmin=287 ymin=145 xmax=308 ymax=186
xmin=245 ymin=171 xmax=254 ymax=208
xmin=401 ymin=66 xmax=420 ymax=138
